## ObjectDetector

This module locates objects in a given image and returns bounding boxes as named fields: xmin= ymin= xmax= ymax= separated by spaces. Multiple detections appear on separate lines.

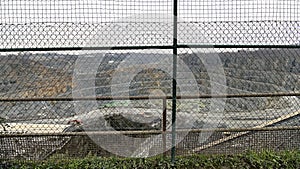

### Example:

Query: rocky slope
xmin=0 ymin=48 xmax=299 ymax=129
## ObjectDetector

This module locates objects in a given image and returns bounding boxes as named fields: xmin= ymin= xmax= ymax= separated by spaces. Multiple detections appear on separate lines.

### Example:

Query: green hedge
xmin=2 ymin=150 xmax=300 ymax=169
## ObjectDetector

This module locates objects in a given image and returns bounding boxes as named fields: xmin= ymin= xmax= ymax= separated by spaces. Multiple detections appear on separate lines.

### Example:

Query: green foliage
xmin=100 ymin=101 xmax=131 ymax=108
xmin=2 ymin=150 xmax=300 ymax=169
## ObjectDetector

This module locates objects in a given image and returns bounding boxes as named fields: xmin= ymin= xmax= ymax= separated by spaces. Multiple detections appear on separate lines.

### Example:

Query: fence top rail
xmin=1 ymin=45 xmax=300 ymax=52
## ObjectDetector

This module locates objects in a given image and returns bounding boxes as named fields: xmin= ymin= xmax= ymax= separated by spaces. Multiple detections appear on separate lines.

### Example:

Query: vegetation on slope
xmin=2 ymin=150 xmax=300 ymax=169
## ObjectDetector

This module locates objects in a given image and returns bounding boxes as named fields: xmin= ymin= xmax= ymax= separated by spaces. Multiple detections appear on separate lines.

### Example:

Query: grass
xmin=2 ymin=150 xmax=300 ymax=169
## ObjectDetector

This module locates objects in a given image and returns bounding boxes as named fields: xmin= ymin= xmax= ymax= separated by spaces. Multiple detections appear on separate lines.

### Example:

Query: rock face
xmin=0 ymin=54 xmax=73 ymax=98
xmin=0 ymin=54 xmax=75 ymax=122
xmin=0 ymin=48 xmax=299 ymax=160
xmin=181 ymin=49 xmax=300 ymax=112
xmin=0 ymin=49 xmax=299 ymax=129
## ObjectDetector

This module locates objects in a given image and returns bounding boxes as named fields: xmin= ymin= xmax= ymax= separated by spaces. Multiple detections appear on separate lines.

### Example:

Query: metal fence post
xmin=171 ymin=0 xmax=178 ymax=164
xmin=162 ymin=97 xmax=167 ymax=157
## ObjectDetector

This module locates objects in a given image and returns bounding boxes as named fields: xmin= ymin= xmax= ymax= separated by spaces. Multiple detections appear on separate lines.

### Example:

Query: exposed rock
xmin=0 ymin=48 xmax=299 ymax=127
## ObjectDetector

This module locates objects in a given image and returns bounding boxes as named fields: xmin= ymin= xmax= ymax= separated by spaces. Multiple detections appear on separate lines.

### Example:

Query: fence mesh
xmin=0 ymin=0 xmax=300 ymax=161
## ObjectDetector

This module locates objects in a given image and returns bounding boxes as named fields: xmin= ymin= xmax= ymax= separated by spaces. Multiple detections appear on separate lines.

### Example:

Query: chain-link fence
xmin=1 ymin=0 xmax=300 ymax=161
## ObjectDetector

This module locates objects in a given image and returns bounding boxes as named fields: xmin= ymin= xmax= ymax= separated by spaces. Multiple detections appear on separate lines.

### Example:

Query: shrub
xmin=2 ymin=150 xmax=300 ymax=169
